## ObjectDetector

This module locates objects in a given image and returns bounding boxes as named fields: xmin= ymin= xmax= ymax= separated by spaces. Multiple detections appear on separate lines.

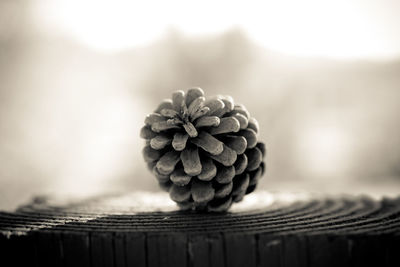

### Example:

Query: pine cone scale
xmin=180 ymin=146 xmax=202 ymax=176
xmin=214 ymin=181 xmax=233 ymax=198
xmin=191 ymin=131 xmax=224 ymax=155
xmin=208 ymin=117 xmax=240 ymax=135
xmin=215 ymin=165 xmax=235 ymax=184
xmin=209 ymin=144 xmax=237 ymax=167
xmin=172 ymin=133 xmax=188 ymax=151
xmin=197 ymin=157 xmax=217 ymax=181
xmin=155 ymin=151 xmax=180 ymax=175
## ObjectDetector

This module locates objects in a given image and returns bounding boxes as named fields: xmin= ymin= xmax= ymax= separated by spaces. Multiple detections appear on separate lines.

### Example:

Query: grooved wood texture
xmin=0 ymin=192 xmax=399 ymax=266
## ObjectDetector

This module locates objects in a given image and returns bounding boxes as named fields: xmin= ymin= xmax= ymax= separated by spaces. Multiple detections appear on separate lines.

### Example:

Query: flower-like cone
xmin=141 ymin=88 xmax=266 ymax=212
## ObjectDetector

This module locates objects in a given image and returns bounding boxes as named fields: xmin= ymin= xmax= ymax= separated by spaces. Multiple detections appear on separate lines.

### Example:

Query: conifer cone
xmin=140 ymin=88 xmax=266 ymax=212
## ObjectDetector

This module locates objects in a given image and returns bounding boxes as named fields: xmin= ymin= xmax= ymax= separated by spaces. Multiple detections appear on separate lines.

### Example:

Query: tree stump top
xmin=1 ymin=191 xmax=400 ymax=235
xmin=1 ymin=191 xmax=399 ymax=266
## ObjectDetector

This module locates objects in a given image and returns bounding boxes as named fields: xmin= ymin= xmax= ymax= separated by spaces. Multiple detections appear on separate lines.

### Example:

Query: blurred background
xmin=1 ymin=0 xmax=399 ymax=210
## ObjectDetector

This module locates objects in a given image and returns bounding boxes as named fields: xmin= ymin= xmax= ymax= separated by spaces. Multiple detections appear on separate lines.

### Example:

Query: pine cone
xmin=140 ymin=88 xmax=266 ymax=212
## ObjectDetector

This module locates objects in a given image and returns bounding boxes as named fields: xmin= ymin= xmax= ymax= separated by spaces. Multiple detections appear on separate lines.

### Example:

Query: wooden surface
xmin=0 ymin=192 xmax=399 ymax=267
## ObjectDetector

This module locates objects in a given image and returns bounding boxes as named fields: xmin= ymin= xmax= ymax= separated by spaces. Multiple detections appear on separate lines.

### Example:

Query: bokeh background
xmin=1 ymin=0 xmax=399 ymax=210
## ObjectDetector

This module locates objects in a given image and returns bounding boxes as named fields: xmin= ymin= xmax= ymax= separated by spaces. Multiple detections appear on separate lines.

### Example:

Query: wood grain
xmin=0 ymin=192 xmax=399 ymax=266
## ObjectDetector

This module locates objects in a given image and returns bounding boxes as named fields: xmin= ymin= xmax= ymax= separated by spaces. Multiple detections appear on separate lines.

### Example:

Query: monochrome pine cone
xmin=140 ymin=88 xmax=266 ymax=212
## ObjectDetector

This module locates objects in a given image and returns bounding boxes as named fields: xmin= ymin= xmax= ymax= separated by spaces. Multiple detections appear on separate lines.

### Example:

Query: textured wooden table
xmin=0 ymin=192 xmax=399 ymax=267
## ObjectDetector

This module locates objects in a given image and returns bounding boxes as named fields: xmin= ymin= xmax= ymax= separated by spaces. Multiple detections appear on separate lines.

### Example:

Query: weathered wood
xmin=35 ymin=231 xmax=63 ymax=267
xmin=91 ymin=232 xmax=115 ymax=267
xmin=125 ymin=233 xmax=146 ymax=267
xmin=225 ymin=234 xmax=257 ymax=267
xmin=0 ymin=192 xmax=399 ymax=267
